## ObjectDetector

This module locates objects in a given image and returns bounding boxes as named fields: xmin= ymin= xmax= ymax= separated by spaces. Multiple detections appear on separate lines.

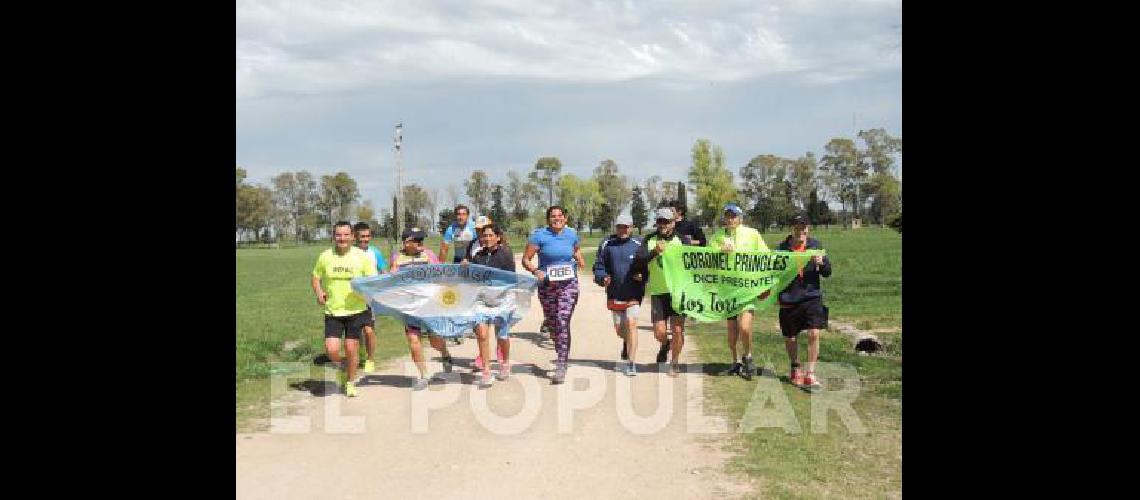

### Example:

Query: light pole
xmin=394 ymin=121 xmax=403 ymax=247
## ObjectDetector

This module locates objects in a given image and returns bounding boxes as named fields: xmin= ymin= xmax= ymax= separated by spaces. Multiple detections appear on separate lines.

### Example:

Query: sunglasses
xmin=655 ymin=219 xmax=673 ymax=224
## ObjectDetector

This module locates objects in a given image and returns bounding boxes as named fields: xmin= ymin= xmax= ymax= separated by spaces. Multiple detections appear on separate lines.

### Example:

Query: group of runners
xmin=310 ymin=202 xmax=832 ymax=397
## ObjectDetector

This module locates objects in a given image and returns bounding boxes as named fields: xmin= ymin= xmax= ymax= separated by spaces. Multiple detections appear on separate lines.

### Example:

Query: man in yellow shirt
xmin=311 ymin=221 xmax=379 ymax=397
xmin=709 ymin=203 xmax=768 ymax=381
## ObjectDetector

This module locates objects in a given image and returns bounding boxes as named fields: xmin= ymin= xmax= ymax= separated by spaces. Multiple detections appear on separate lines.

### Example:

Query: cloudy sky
xmin=236 ymin=0 xmax=901 ymax=209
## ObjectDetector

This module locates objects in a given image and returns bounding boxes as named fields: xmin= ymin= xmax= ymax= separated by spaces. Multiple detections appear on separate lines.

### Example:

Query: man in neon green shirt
xmin=311 ymin=221 xmax=378 ymax=397
xmin=709 ymin=203 xmax=769 ymax=381
xmin=636 ymin=207 xmax=687 ymax=377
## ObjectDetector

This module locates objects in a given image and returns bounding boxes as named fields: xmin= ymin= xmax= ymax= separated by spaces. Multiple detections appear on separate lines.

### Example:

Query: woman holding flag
xmin=522 ymin=206 xmax=586 ymax=384
xmin=466 ymin=223 xmax=516 ymax=388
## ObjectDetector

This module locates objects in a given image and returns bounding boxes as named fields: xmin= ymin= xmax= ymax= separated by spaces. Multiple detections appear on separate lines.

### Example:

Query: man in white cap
xmin=710 ymin=202 xmax=769 ymax=380
xmin=634 ymin=207 xmax=687 ymax=376
xmin=592 ymin=214 xmax=646 ymax=376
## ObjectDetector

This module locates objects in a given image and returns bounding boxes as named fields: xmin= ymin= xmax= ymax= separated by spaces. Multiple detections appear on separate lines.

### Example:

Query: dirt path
xmin=236 ymin=257 xmax=754 ymax=499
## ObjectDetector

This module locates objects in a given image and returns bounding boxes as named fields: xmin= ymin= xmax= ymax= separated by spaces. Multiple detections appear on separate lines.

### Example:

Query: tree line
xmin=236 ymin=127 xmax=900 ymax=242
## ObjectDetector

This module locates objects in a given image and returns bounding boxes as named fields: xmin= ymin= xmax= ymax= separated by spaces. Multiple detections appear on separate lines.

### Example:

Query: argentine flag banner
xmin=351 ymin=264 xmax=539 ymax=338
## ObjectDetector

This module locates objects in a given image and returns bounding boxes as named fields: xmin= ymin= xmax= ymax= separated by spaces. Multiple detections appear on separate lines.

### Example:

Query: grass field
xmin=688 ymin=226 xmax=902 ymax=498
xmin=236 ymin=227 xmax=902 ymax=498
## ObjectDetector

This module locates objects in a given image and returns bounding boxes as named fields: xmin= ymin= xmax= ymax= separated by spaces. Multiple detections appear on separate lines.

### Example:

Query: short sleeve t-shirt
xmin=312 ymin=247 xmax=378 ymax=317
xmin=443 ymin=220 xmax=477 ymax=261
xmin=393 ymin=248 xmax=440 ymax=268
xmin=360 ymin=245 xmax=388 ymax=273
xmin=528 ymin=226 xmax=580 ymax=272
xmin=711 ymin=225 xmax=769 ymax=252
xmin=645 ymin=233 xmax=684 ymax=296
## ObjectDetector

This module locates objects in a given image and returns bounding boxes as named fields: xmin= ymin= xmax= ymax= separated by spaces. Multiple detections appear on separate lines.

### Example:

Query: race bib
xmin=546 ymin=264 xmax=576 ymax=282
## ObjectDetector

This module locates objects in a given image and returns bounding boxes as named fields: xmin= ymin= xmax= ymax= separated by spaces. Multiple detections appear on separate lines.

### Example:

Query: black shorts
xmin=363 ymin=306 xmax=375 ymax=327
xmin=324 ymin=311 xmax=370 ymax=340
xmin=778 ymin=299 xmax=828 ymax=338
xmin=651 ymin=294 xmax=683 ymax=322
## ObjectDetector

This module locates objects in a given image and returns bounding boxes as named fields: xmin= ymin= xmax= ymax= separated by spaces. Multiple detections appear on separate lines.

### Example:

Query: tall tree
xmin=402 ymin=184 xmax=432 ymax=229
xmin=464 ymin=170 xmax=491 ymax=215
xmin=236 ymin=184 xmax=274 ymax=242
xmin=445 ymin=184 xmax=461 ymax=210
xmin=591 ymin=159 xmax=630 ymax=229
xmin=529 ymin=157 xmax=562 ymax=207
xmin=856 ymin=128 xmax=903 ymax=225
xmin=318 ymin=172 xmax=360 ymax=224
xmin=356 ymin=200 xmax=375 ymax=223
xmin=505 ymin=170 xmax=528 ymax=223
xmin=437 ymin=208 xmax=452 ymax=235
xmin=791 ymin=152 xmax=818 ymax=211
xmin=687 ymin=139 xmax=736 ymax=228
xmin=592 ymin=203 xmax=616 ymax=236
xmin=660 ymin=181 xmax=679 ymax=206
xmin=630 ymin=186 xmax=648 ymax=234
xmin=557 ymin=174 xmax=602 ymax=233
xmin=643 ymin=175 xmax=661 ymax=210
xmin=489 ymin=184 xmax=508 ymax=227
xmin=820 ymin=137 xmax=863 ymax=223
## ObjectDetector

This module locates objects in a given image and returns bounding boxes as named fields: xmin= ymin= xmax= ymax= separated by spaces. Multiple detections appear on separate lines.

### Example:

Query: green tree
xmin=820 ymin=138 xmax=863 ymax=223
xmin=489 ymin=184 xmax=508 ymax=228
xmin=464 ymin=170 xmax=491 ymax=215
xmin=437 ymin=208 xmax=452 ymax=235
xmin=317 ymin=172 xmax=360 ymax=224
xmin=643 ymin=175 xmax=661 ymax=210
xmin=592 ymin=159 xmax=631 ymax=229
xmin=688 ymin=139 xmax=737 ymax=228
xmin=660 ymin=181 xmax=678 ymax=206
xmin=356 ymin=200 xmax=375 ymax=223
xmin=236 ymin=184 xmax=273 ymax=242
xmin=592 ymin=202 xmax=616 ymax=235
xmin=557 ymin=174 xmax=602 ymax=233
xmin=630 ymin=186 xmax=648 ymax=234
xmin=529 ymin=157 xmax=562 ymax=207
xmin=402 ymin=184 xmax=432 ymax=230
xmin=856 ymin=128 xmax=903 ymax=225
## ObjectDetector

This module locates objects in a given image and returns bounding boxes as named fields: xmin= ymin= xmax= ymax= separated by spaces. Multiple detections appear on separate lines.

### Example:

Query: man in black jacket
xmin=670 ymin=201 xmax=707 ymax=247
xmin=776 ymin=214 xmax=832 ymax=391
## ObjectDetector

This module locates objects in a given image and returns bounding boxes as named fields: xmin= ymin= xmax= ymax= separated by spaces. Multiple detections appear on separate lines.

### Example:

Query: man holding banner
xmin=709 ymin=203 xmax=769 ymax=381
xmin=637 ymin=207 xmax=687 ymax=377
xmin=775 ymin=215 xmax=832 ymax=390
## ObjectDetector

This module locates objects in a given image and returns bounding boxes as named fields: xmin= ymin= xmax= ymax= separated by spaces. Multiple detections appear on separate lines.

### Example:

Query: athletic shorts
xmin=778 ymin=298 xmax=828 ymax=338
xmin=650 ymin=294 xmax=683 ymax=323
xmin=610 ymin=302 xmax=642 ymax=326
xmin=324 ymin=311 xmax=370 ymax=340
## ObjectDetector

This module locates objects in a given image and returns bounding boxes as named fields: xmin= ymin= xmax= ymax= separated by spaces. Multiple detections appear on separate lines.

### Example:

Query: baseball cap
xmin=723 ymin=203 xmax=743 ymax=216
xmin=654 ymin=207 xmax=675 ymax=221
xmin=615 ymin=214 xmax=633 ymax=226
xmin=401 ymin=227 xmax=426 ymax=241
xmin=790 ymin=214 xmax=810 ymax=226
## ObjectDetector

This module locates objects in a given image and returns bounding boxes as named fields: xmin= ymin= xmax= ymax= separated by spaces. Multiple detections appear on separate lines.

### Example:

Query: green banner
xmin=659 ymin=246 xmax=825 ymax=321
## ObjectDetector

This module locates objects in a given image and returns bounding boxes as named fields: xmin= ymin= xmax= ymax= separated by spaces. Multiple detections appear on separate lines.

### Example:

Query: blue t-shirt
xmin=366 ymin=245 xmax=388 ymax=273
xmin=443 ymin=220 xmax=477 ymax=263
xmin=528 ymin=226 xmax=580 ymax=271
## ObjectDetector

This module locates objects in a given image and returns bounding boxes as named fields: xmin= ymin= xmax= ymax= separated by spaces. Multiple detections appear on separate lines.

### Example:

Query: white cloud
xmin=236 ymin=0 xmax=901 ymax=99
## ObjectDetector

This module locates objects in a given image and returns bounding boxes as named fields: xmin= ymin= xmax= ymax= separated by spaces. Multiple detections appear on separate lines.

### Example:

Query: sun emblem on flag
xmin=440 ymin=287 xmax=459 ymax=307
